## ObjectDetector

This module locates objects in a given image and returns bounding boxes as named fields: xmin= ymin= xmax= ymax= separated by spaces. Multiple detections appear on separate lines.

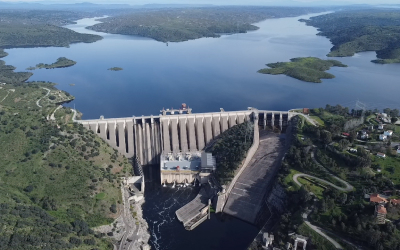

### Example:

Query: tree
xmin=390 ymin=109 xmax=399 ymax=118
xmin=321 ymin=130 xmax=332 ymax=144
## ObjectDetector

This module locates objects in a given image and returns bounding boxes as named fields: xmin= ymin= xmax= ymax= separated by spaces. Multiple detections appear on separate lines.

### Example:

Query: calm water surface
xmin=3 ymin=12 xmax=400 ymax=250
xmin=4 ymin=12 xmax=399 ymax=120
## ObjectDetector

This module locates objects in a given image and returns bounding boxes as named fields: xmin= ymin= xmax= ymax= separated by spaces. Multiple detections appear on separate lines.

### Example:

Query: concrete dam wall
xmin=77 ymin=109 xmax=292 ymax=165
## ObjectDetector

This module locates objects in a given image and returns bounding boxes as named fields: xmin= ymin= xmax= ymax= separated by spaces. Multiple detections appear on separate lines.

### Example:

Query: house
xmin=348 ymin=148 xmax=357 ymax=153
xmin=360 ymin=131 xmax=369 ymax=140
xmin=375 ymin=204 xmax=387 ymax=224
xmin=370 ymin=193 xmax=388 ymax=203
xmin=384 ymin=130 xmax=393 ymax=137
xmin=378 ymin=124 xmax=384 ymax=130
xmin=377 ymin=153 xmax=386 ymax=158
xmin=342 ymin=132 xmax=350 ymax=137
xmin=379 ymin=134 xmax=387 ymax=141
xmin=381 ymin=113 xmax=388 ymax=118
xmin=397 ymin=148 xmax=400 ymax=154
xmin=391 ymin=199 xmax=400 ymax=206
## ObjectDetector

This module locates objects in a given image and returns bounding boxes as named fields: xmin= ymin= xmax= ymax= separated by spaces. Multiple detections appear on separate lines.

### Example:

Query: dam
xmin=77 ymin=106 xmax=295 ymax=228
xmin=77 ymin=106 xmax=292 ymax=167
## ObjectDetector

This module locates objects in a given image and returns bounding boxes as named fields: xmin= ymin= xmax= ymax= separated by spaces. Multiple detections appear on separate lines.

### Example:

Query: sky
xmin=1 ymin=0 xmax=400 ymax=6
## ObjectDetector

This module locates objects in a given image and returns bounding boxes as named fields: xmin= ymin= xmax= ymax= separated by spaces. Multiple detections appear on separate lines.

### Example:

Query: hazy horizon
xmin=0 ymin=0 xmax=399 ymax=6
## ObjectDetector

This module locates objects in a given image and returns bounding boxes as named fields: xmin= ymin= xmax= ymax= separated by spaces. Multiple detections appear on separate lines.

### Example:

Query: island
xmin=108 ymin=67 xmax=123 ymax=71
xmin=258 ymin=57 xmax=347 ymax=83
xmin=301 ymin=10 xmax=400 ymax=64
xmin=31 ymin=57 xmax=77 ymax=70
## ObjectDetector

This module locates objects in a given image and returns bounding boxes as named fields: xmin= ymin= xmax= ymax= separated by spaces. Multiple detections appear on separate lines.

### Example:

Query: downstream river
xmin=3 ymin=12 xmax=400 ymax=250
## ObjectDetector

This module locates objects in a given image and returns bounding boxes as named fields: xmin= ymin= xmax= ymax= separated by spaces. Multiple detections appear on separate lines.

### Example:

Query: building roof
xmin=370 ymin=194 xmax=388 ymax=203
xmin=391 ymin=199 xmax=400 ymax=205
xmin=377 ymin=153 xmax=386 ymax=157
xmin=376 ymin=205 xmax=387 ymax=214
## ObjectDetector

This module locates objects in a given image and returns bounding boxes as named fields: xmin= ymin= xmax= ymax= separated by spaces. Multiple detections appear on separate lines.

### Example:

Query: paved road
xmin=302 ymin=211 xmax=343 ymax=249
xmin=71 ymin=109 xmax=78 ymax=122
xmin=288 ymin=110 xmax=318 ymax=127
xmin=49 ymin=105 xmax=62 ymax=121
xmin=0 ymin=89 xmax=12 ymax=103
xmin=293 ymin=173 xmax=353 ymax=192
xmin=36 ymin=87 xmax=50 ymax=108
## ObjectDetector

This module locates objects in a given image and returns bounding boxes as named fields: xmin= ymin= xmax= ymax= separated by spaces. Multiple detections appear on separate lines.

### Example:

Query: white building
xmin=384 ymin=130 xmax=393 ymax=137
xmin=378 ymin=124 xmax=384 ymax=130
xmin=379 ymin=134 xmax=387 ymax=141
xmin=397 ymin=148 xmax=400 ymax=154
xmin=377 ymin=153 xmax=386 ymax=158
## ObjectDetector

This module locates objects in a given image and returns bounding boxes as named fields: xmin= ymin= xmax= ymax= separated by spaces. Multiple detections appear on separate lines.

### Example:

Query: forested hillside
xmin=303 ymin=9 xmax=400 ymax=64
xmin=88 ymin=7 xmax=327 ymax=42
xmin=0 ymin=56 xmax=131 ymax=249
xmin=0 ymin=10 xmax=102 ymax=49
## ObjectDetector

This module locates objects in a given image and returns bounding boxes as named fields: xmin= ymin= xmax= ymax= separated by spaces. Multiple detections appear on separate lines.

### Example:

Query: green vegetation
xmin=108 ymin=67 xmax=123 ymax=71
xmin=0 ymin=55 xmax=131 ymax=249
xmin=88 ymin=7 xmax=326 ymax=42
xmin=0 ymin=49 xmax=8 ymax=58
xmin=258 ymin=57 xmax=347 ymax=83
xmin=31 ymin=57 xmax=77 ymax=70
xmin=0 ymin=10 xmax=102 ymax=49
xmin=0 ymin=23 xmax=102 ymax=48
xmin=206 ymin=121 xmax=253 ymax=185
xmin=302 ymin=9 xmax=400 ymax=64
xmin=0 ymin=60 xmax=33 ymax=84
xmin=297 ymin=223 xmax=337 ymax=250
xmin=272 ymin=104 xmax=400 ymax=250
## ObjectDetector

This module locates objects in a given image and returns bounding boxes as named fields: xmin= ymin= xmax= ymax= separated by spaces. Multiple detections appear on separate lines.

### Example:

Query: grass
xmin=373 ymin=155 xmax=400 ymax=185
xmin=310 ymin=115 xmax=325 ymax=126
xmin=298 ymin=223 xmax=338 ymax=250
xmin=283 ymin=169 xmax=301 ymax=191
xmin=298 ymin=177 xmax=325 ymax=199
xmin=258 ymin=57 xmax=347 ymax=83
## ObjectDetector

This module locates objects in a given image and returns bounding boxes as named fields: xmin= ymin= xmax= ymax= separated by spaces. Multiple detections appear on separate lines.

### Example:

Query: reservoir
xmin=3 ymin=12 xmax=400 ymax=250
xmin=4 ymin=12 xmax=399 ymax=120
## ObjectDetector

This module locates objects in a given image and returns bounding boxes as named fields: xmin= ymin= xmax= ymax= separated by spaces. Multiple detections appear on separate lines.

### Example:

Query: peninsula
xmin=0 ymin=10 xmax=102 ymax=49
xmin=87 ymin=7 xmax=327 ymax=43
xmin=258 ymin=57 xmax=347 ymax=83
xmin=302 ymin=9 xmax=400 ymax=64
xmin=108 ymin=67 xmax=123 ymax=71
xmin=30 ymin=57 xmax=77 ymax=70
xmin=0 ymin=51 xmax=136 ymax=250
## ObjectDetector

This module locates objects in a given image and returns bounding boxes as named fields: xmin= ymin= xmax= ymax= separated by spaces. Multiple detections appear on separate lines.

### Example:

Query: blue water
xmin=4 ymin=12 xmax=399 ymax=120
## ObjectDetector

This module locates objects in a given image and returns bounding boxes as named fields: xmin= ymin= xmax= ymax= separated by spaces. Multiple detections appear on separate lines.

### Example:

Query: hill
xmin=302 ymin=9 xmax=400 ymax=64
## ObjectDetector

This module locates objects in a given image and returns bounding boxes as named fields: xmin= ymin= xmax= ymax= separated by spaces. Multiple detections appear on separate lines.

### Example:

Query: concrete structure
xmin=293 ymin=235 xmax=308 ymax=250
xmin=77 ymin=108 xmax=292 ymax=165
xmin=263 ymin=233 xmax=274 ymax=248
xmin=375 ymin=204 xmax=387 ymax=224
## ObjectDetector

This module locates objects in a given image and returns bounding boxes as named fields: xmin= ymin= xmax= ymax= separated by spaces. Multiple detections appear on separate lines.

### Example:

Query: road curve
xmin=288 ymin=110 xmax=318 ymax=127
xmin=302 ymin=211 xmax=343 ymax=249
xmin=36 ymin=87 xmax=50 ymax=108
xmin=293 ymin=173 xmax=353 ymax=192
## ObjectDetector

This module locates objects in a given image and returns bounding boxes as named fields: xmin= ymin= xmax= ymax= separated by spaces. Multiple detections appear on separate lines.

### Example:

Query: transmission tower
xmin=355 ymin=100 xmax=367 ymax=117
